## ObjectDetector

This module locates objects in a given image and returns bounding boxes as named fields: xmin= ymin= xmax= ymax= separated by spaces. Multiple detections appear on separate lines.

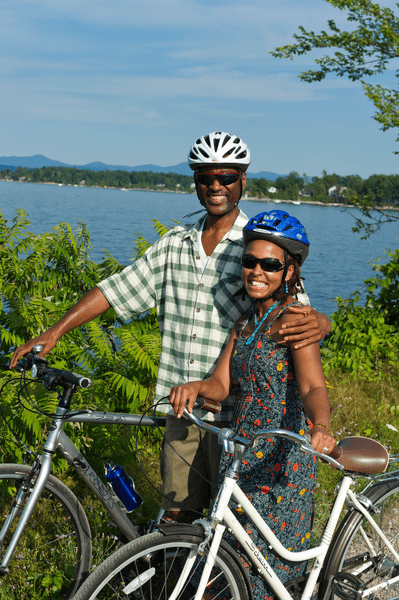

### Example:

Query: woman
xmin=170 ymin=210 xmax=335 ymax=599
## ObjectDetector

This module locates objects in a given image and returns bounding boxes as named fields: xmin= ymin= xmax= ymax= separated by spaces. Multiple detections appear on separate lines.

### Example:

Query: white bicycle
xmin=73 ymin=406 xmax=399 ymax=600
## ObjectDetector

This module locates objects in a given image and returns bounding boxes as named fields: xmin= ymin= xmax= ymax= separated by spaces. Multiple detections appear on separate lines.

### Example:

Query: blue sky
xmin=2 ymin=0 xmax=399 ymax=178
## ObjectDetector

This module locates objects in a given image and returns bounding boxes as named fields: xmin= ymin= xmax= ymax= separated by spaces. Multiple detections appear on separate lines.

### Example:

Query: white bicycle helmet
xmin=188 ymin=132 xmax=251 ymax=171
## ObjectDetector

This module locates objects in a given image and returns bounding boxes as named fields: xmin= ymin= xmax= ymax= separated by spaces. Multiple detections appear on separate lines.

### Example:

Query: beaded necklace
xmin=245 ymin=301 xmax=280 ymax=346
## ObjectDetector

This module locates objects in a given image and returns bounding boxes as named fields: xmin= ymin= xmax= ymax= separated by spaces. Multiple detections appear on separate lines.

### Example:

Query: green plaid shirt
xmin=98 ymin=210 xmax=309 ymax=421
xmin=97 ymin=210 xmax=251 ymax=421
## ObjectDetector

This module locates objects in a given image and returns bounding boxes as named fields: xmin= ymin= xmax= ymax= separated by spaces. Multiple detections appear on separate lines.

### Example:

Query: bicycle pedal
xmin=332 ymin=572 xmax=365 ymax=600
xmin=286 ymin=574 xmax=307 ymax=600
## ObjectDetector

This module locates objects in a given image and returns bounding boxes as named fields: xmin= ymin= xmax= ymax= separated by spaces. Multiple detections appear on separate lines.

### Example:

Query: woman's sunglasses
xmin=241 ymin=254 xmax=285 ymax=272
xmin=195 ymin=173 xmax=240 ymax=187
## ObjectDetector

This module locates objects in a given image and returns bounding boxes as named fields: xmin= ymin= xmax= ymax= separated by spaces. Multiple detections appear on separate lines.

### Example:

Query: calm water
xmin=1 ymin=181 xmax=398 ymax=317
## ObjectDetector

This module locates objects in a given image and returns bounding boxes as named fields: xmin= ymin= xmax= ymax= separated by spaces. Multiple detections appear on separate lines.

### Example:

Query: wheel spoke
xmin=72 ymin=530 xmax=250 ymax=600
xmin=0 ymin=464 xmax=91 ymax=600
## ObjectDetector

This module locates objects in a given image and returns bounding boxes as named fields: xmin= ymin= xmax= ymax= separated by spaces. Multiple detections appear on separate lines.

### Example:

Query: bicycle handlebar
xmin=194 ymin=397 xmax=222 ymax=414
xmin=183 ymin=408 xmax=344 ymax=471
xmin=14 ymin=352 xmax=93 ymax=390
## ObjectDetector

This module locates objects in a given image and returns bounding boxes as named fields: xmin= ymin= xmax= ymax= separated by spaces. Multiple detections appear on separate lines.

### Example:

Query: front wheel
xmin=73 ymin=527 xmax=251 ymax=600
xmin=0 ymin=463 xmax=92 ymax=600
xmin=320 ymin=478 xmax=399 ymax=600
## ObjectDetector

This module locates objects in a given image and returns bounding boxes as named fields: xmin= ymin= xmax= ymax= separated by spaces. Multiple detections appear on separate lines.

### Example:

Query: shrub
xmin=321 ymin=248 xmax=399 ymax=378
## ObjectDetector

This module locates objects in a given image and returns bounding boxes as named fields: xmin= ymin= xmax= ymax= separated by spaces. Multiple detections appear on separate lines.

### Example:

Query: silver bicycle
xmin=0 ymin=345 xmax=166 ymax=600
xmin=73 ymin=407 xmax=399 ymax=600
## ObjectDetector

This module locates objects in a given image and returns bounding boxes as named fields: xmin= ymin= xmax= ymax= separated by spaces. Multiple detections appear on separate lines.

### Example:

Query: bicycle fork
xmin=0 ymin=410 xmax=68 ymax=573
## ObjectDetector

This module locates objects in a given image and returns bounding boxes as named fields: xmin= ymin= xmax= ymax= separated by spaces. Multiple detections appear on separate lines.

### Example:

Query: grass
xmin=312 ymin=365 xmax=399 ymax=541
xmin=65 ymin=439 xmax=164 ymax=573
xmin=0 ymin=426 xmax=163 ymax=599
xmin=0 ymin=366 xmax=398 ymax=598
xmin=77 ymin=365 xmax=399 ymax=553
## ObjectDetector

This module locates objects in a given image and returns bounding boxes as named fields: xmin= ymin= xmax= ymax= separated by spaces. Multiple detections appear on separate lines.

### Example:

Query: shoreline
xmin=1 ymin=179 xmax=398 ymax=212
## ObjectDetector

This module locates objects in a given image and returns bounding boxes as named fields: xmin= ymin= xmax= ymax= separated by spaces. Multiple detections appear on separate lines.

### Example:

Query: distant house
xmin=268 ymin=186 xmax=277 ymax=194
xmin=328 ymin=186 xmax=347 ymax=198
xmin=299 ymin=189 xmax=313 ymax=197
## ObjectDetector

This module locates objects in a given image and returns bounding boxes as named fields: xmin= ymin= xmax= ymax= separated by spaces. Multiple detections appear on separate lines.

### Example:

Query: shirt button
xmin=196 ymin=255 xmax=200 ymax=260
xmin=196 ymin=308 xmax=200 ymax=312
xmin=199 ymin=283 xmax=204 ymax=288
xmin=192 ymin=334 xmax=197 ymax=338
xmin=190 ymin=359 xmax=194 ymax=364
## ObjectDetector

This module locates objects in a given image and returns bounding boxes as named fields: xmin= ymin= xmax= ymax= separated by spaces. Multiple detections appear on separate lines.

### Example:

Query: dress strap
xmin=237 ymin=313 xmax=252 ymax=338
xmin=264 ymin=302 xmax=301 ymax=334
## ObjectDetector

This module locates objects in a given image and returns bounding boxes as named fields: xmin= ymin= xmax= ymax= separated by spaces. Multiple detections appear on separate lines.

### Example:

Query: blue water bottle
xmin=104 ymin=461 xmax=143 ymax=512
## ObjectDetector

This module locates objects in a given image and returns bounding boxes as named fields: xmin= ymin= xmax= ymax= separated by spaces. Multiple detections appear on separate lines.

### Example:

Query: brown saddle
xmin=330 ymin=436 xmax=389 ymax=474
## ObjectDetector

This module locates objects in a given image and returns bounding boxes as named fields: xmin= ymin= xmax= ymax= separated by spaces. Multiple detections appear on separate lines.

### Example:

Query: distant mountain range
xmin=0 ymin=154 xmax=285 ymax=181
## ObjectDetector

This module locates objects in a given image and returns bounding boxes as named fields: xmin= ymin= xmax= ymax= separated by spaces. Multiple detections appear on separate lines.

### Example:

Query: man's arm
xmin=10 ymin=286 xmax=111 ymax=368
xmin=278 ymin=305 xmax=330 ymax=350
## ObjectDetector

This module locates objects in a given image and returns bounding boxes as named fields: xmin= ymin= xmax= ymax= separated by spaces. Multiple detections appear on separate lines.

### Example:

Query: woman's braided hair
xmin=272 ymin=253 xmax=304 ymax=303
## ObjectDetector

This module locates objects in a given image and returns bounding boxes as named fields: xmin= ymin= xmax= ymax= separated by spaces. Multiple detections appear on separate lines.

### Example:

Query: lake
xmin=1 ymin=181 xmax=398 ymax=317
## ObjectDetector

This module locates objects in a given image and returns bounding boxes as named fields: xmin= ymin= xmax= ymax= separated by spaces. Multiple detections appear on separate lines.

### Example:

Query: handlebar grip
xmin=66 ymin=371 xmax=93 ymax=388
xmin=195 ymin=397 xmax=222 ymax=414
xmin=14 ymin=358 xmax=29 ymax=372
xmin=58 ymin=370 xmax=92 ymax=389
xmin=328 ymin=445 xmax=343 ymax=461
xmin=45 ymin=368 xmax=93 ymax=389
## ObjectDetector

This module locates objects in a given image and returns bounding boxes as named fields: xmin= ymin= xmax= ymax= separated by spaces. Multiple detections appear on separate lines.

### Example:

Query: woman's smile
xmin=248 ymin=279 xmax=267 ymax=289
xmin=242 ymin=240 xmax=286 ymax=301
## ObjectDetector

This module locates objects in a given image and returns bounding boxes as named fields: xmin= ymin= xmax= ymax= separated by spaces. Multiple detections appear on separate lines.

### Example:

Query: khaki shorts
xmin=160 ymin=414 xmax=229 ymax=513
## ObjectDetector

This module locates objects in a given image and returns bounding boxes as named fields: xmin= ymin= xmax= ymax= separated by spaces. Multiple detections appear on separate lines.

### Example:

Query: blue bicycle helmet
xmin=243 ymin=210 xmax=310 ymax=266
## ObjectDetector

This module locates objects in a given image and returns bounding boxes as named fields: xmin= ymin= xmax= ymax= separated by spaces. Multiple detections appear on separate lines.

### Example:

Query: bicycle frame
xmin=178 ymin=412 xmax=399 ymax=600
xmin=0 ymin=405 xmax=165 ymax=574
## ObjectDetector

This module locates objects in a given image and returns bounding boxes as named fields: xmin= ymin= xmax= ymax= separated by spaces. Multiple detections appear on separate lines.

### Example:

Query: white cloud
xmin=1 ymin=0 xmax=398 ymax=173
xmin=2 ymin=66 xmax=357 ymax=126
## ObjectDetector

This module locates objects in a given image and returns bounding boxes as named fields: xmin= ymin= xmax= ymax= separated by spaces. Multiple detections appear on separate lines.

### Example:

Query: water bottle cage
xmin=105 ymin=482 xmax=129 ymax=514
xmin=104 ymin=462 xmax=144 ymax=513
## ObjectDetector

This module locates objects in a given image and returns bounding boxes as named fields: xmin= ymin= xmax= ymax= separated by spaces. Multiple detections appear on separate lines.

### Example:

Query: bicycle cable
xmin=16 ymin=364 xmax=90 ymax=421
xmin=134 ymin=397 xmax=214 ymax=517
xmin=17 ymin=374 xmax=63 ymax=419
xmin=0 ymin=375 xmax=38 ymax=459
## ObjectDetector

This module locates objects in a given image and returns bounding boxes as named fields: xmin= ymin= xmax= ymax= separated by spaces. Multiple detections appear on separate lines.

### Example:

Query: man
xmin=11 ymin=131 xmax=330 ymax=522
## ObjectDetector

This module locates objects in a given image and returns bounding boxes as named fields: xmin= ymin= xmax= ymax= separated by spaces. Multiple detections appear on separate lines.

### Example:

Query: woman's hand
xmin=309 ymin=425 xmax=336 ymax=455
xmin=279 ymin=306 xmax=330 ymax=349
xmin=169 ymin=381 xmax=202 ymax=419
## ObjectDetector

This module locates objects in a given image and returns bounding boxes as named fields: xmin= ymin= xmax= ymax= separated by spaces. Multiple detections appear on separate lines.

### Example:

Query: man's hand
xmin=10 ymin=330 xmax=59 ymax=369
xmin=279 ymin=305 xmax=330 ymax=349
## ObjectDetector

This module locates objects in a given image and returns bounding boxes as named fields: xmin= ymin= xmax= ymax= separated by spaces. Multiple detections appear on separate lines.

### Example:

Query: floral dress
xmin=217 ymin=304 xmax=317 ymax=600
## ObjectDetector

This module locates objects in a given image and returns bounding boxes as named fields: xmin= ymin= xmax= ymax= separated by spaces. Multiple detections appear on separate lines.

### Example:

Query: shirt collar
xmin=184 ymin=209 xmax=248 ymax=243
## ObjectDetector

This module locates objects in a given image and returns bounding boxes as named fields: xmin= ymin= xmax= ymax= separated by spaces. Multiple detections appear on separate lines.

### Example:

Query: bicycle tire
xmin=320 ymin=478 xmax=399 ymax=600
xmin=0 ymin=463 xmax=92 ymax=600
xmin=73 ymin=526 xmax=251 ymax=600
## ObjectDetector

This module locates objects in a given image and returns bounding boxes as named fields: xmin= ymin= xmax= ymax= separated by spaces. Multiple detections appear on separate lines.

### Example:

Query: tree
xmin=321 ymin=248 xmax=399 ymax=377
xmin=272 ymin=0 xmax=399 ymax=140
xmin=0 ymin=210 xmax=163 ymax=466
xmin=272 ymin=0 xmax=399 ymax=235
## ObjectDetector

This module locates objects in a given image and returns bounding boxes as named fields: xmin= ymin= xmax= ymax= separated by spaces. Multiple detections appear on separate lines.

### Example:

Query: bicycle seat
xmin=331 ymin=436 xmax=389 ymax=474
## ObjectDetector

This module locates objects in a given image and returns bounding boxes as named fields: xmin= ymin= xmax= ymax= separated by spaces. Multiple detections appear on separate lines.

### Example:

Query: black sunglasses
xmin=195 ymin=173 xmax=240 ymax=187
xmin=241 ymin=254 xmax=285 ymax=272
